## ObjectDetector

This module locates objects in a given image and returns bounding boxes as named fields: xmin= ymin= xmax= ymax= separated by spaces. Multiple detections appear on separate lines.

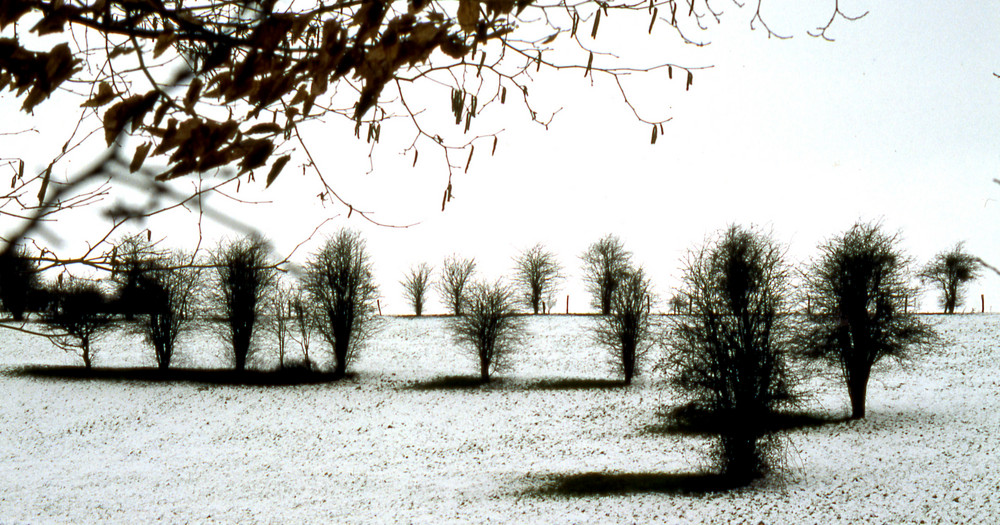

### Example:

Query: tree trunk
xmin=479 ymin=358 xmax=490 ymax=383
xmin=847 ymin=372 xmax=869 ymax=419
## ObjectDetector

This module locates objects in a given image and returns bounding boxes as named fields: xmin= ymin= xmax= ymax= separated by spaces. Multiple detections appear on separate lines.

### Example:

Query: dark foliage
xmin=804 ymin=221 xmax=936 ymax=419
xmin=437 ymin=254 xmax=476 ymax=316
xmin=108 ymin=234 xmax=161 ymax=320
xmin=513 ymin=243 xmax=563 ymax=314
xmin=303 ymin=229 xmax=379 ymax=379
xmin=211 ymin=236 xmax=276 ymax=371
xmin=919 ymin=242 xmax=981 ymax=314
xmin=401 ymin=262 xmax=433 ymax=317
xmin=666 ymin=225 xmax=796 ymax=484
xmin=450 ymin=279 xmax=523 ymax=383
xmin=594 ymin=266 xmax=653 ymax=384
xmin=0 ymin=244 xmax=42 ymax=320
xmin=581 ymin=234 xmax=632 ymax=315
xmin=42 ymin=277 xmax=115 ymax=368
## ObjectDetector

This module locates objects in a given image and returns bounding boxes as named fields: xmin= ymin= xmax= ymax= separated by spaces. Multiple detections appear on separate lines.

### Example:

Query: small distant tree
xmin=211 ymin=236 xmax=277 ymax=371
xmin=141 ymin=252 xmax=202 ymax=370
xmin=513 ymin=243 xmax=563 ymax=314
xmin=594 ymin=267 xmax=654 ymax=384
xmin=304 ymin=230 xmax=380 ymax=379
xmin=668 ymin=293 xmax=689 ymax=314
xmin=667 ymin=226 xmax=796 ymax=484
xmin=919 ymin=242 xmax=981 ymax=314
xmin=451 ymin=279 xmax=524 ymax=383
xmin=438 ymin=255 xmax=476 ymax=316
xmin=581 ymin=235 xmax=633 ymax=315
xmin=289 ymin=287 xmax=316 ymax=370
xmin=0 ymin=244 xmax=41 ymax=321
xmin=267 ymin=281 xmax=295 ymax=369
xmin=108 ymin=234 xmax=161 ymax=320
xmin=401 ymin=263 xmax=434 ymax=317
xmin=43 ymin=277 xmax=115 ymax=369
xmin=805 ymin=222 xmax=936 ymax=419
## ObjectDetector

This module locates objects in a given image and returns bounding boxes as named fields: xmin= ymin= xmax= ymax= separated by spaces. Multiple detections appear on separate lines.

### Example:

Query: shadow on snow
xmin=8 ymin=365 xmax=348 ymax=386
xmin=644 ymin=403 xmax=853 ymax=436
xmin=525 ymin=471 xmax=746 ymax=497
xmin=405 ymin=375 xmax=627 ymax=391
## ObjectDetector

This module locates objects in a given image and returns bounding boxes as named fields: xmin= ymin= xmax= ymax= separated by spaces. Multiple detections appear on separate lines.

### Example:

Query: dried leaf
xmin=36 ymin=164 xmax=51 ymax=203
xmin=130 ymin=142 xmax=151 ymax=173
xmin=153 ymin=31 xmax=176 ymax=59
xmin=81 ymin=81 xmax=118 ymax=108
xmin=265 ymin=154 xmax=291 ymax=188
xmin=247 ymin=122 xmax=283 ymax=135
xmin=686 ymin=70 xmax=693 ymax=91
xmin=464 ymin=145 xmax=475 ymax=173
xmin=591 ymin=9 xmax=601 ymax=39
xmin=650 ymin=124 xmax=657 ymax=145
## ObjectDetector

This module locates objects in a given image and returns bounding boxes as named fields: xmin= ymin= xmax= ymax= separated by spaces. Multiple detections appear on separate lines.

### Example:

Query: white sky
xmin=4 ymin=0 xmax=1000 ymax=314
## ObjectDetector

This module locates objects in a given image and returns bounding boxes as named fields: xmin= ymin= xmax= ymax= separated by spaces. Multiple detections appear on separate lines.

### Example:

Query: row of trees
xmin=0 ymin=221 xmax=964 ymax=485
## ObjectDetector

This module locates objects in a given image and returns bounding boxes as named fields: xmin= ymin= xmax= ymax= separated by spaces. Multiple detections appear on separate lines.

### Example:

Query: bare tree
xmin=438 ymin=255 xmax=476 ymax=316
xmin=108 ymin=234 xmax=161 ymax=320
xmin=140 ymin=251 xmax=202 ymax=370
xmin=594 ymin=266 xmax=653 ymax=384
xmin=919 ymin=242 xmax=981 ymax=314
xmin=401 ymin=263 xmax=434 ymax=317
xmin=450 ymin=279 xmax=524 ymax=383
xmin=513 ymin=243 xmax=563 ymax=314
xmin=805 ymin=221 xmax=936 ymax=420
xmin=303 ymin=229 xmax=380 ymax=379
xmin=43 ymin=277 xmax=115 ymax=369
xmin=668 ymin=293 xmax=689 ymax=314
xmin=0 ymin=243 xmax=41 ymax=321
xmin=211 ymin=236 xmax=277 ymax=371
xmin=267 ymin=280 xmax=295 ymax=370
xmin=666 ymin=225 xmax=796 ymax=484
xmin=289 ymin=286 xmax=316 ymax=370
xmin=581 ymin=234 xmax=633 ymax=315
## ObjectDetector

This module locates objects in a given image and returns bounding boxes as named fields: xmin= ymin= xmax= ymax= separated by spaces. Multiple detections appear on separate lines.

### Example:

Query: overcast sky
xmin=4 ymin=0 xmax=1000 ymax=314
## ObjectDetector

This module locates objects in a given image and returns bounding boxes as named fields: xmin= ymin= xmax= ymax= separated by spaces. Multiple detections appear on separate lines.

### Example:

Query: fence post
xmin=566 ymin=295 xmax=569 ymax=315
xmin=377 ymin=299 xmax=382 ymax=316
xmin=982 ymin=294 xmax=985 ymax=313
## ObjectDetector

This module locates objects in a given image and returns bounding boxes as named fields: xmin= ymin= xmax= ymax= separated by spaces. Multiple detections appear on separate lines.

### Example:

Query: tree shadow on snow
xmin=406 ymin=376 xmax=626 ymax=391
xmin=11 ymin=366 xmax=347 ymax=386
xmin=526 ymin=471 xmax=745 ymax=497
xmin=644 ymin=403 xmax=853 ymax=436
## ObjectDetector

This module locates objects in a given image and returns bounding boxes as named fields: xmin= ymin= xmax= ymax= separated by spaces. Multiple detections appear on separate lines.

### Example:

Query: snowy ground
xmin=0 ymin=315 xmax=998 ymax=524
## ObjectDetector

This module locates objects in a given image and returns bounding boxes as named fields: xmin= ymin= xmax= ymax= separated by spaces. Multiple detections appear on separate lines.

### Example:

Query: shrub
xmin=0 ymin=243 xmax=41 ymax=321
xmin=666 ymin=225 xmax=796 ymax=484
xmin=401 ymin=262 xmax=433 ymax=316
xmin=451 ymin=279 xmax=523 ymax=383
xmin=594 ymin=266 xmax=653 ymax=384
xmin=581 ymin=234 xmax=632 ymax=315
xmin=804 ymin=221 xmax=936 ymax=419
xmin=211 ymin=236 xmax=277 ymax=371
xmin=513 ymin=243 xmax=563 ymax=314
xmin=438 ymin=254 xmax=476 ymax=315
xmin=43 ymin=277 xmax=115 ymax=369
xmin=919 ymin=242 xmax=980 ymax=314
xmin=141 ymin=252 xmax=201 ymax=370
xmin=303 ymin=229 xmax=379 ymax=379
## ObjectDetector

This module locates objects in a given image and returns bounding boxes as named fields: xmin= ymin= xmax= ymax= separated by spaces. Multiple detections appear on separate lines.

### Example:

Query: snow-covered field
xmin=1 ymin=315 xmax=998 ymax=524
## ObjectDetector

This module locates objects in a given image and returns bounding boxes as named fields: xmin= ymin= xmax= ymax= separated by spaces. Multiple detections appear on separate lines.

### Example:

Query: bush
xmin=450 ymin=279 xmax=523 ymax=383
xmin=140 ymin=252 xmax=201 ymax=370
xmin=401 ymin=262 xmax=433 ymax=316
xmin=211 ymin=236 xmax=277 ymax=371
xmin=43 ymin=277 xmax=115 ymax=369
xmin=0 ymin=243 xmax=41 ymax=321
xmin=513 ymin=243 xmax=563 ymax=314
xmin=666 ymin=225 xmax=796 ymax=484
xmin=303 ymin=229 xmax=379 ymax=379
xmin=108 ymin=234 xmax=161 ymax=320
xmin=594 ymin=266 xmax=653 ymax=384
xmin=581 ymin=234 xmax=632 ymax=315
xmin=805 ymin=221 xmax=936 ymax=419
xmin=919 ymin=242 xmax=980 ymax=314
xmin=438 ymin=254 xmax=475 ymax=315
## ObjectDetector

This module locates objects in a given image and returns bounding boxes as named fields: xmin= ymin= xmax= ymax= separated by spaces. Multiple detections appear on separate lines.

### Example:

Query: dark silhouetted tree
xmin=594 ymin=266 xmax=653 ymax=384
xmin=0 ymin=244 xmax=41 ymax=321
xmin=805 ymin=221 xmax=936 ymax=420
xmin=438 ymin=255 xmax=476 ymax=316
xmin=304 ymin=229 xmax=380 ymax=379
xmin=919 ymin=242 xmax=981 ymax=314
xmin=451 ymin=279 xmax=523 ymax=383
xmin=43 ymin=277 xmax=115 ymax=369
xmin=666 ymin=225 xmax=796 ymax=484
xmin=581 ymin=234 xmax=633 ymax=315
xmin=513 ymin=243 xmax=563 ymax=314
xmin=141 ymin=252 xmax=201 ymax=370
xmin=108 ymin=234 xmax=161 ymax=320
xmin=289 ymin=286 xmax=316 ymax=370
xmin=401 ymin=263 xmax=433 ymax=317
xmin=211 ymin=236 xmax=277 ymax=371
